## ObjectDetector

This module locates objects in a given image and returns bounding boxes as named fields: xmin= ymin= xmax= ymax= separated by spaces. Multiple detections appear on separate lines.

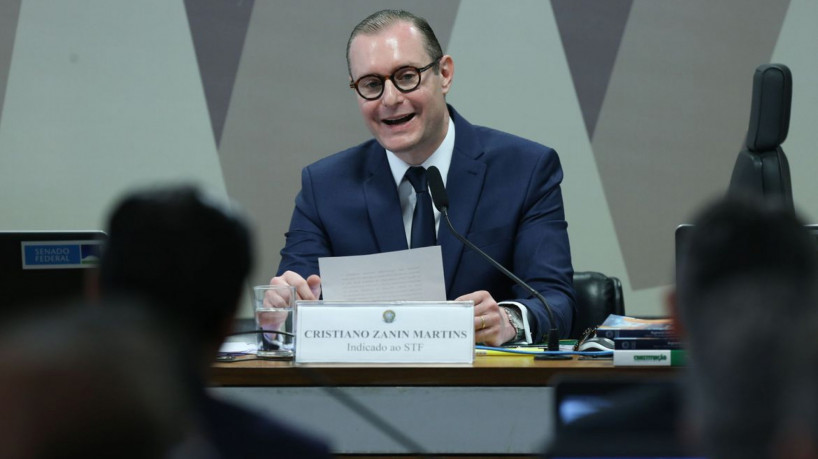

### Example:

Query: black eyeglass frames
xmin=349 ymin=58 xmax=441 ymax=100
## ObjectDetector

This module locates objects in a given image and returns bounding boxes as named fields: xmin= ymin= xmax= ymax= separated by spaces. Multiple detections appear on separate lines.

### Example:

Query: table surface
xmin=210 ymin=355 xmax=676 ymax=387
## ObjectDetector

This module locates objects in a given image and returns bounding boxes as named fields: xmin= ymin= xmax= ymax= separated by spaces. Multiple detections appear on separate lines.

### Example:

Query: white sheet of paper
xmin=218 ymin=341 xmax=256 ymax=354
xmin=319 ymin=246 xmax=446 ymax=301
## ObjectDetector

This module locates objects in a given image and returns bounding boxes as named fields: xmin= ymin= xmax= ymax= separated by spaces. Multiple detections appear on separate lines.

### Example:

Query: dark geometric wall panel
xmin=552 ymin=0 xmax=633 ymax=139
xmin=184 ymin=0 xmax=255 ymax=147
xmin=592 ymin=0 xmax=790 ymax=289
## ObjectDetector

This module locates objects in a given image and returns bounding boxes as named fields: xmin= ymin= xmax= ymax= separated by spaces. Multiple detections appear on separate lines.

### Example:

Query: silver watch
xmin=501 ymin=306 xmax=525 ymax=342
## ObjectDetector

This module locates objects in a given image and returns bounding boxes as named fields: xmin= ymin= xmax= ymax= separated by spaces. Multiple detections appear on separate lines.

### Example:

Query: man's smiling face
xmin=347 ymin=21 xmax=453 ymax=165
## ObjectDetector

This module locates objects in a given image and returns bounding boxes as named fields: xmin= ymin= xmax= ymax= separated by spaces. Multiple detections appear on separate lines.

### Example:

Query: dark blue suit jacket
xmin=278 ymin=106 xmax=575 ymax=340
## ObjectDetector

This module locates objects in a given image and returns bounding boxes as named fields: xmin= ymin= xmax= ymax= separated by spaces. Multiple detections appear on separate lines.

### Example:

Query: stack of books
xmin=596 ymin=315 xmax=685 ymax=366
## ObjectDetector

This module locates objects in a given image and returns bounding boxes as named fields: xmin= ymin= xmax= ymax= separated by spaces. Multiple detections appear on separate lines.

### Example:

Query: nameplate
xmin=21 ymin=240 xmax=104 ymax=270
xmin=295 ymin=301 xmax=474 ymax=364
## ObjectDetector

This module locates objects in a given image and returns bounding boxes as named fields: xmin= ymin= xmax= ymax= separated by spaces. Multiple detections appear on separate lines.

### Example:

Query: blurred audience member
xmin=545 ymin=196 xmax=818 ymax=458
xmin=673 ymin=197 xmax=818 ymax=459
xmin=98 ymin=184 xmax=332 ymax=458
xmin=758 ymin=295 xmax=818 ymax=458
xmin=0 ymin=300 xmax=190 ymax=459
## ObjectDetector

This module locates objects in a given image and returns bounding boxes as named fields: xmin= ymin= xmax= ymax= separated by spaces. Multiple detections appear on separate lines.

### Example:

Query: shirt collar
xmin=386 ymin=117 xmax=454 ymax=188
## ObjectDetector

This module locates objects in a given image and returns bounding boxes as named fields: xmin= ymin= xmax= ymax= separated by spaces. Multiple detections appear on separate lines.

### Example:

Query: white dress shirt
xmin=384 ymin=118 xmax=533 ymax=344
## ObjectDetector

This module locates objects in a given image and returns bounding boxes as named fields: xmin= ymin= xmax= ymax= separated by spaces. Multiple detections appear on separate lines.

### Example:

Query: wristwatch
xmin=501 ymin=306 xmax=525 ymax=342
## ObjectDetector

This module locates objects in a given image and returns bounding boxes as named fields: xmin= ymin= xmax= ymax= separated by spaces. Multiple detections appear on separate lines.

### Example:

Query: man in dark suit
xmin=99 ymin=185 xmax=332 ymax=459
xmin=272 ymin=9 xmax=575 ymax=346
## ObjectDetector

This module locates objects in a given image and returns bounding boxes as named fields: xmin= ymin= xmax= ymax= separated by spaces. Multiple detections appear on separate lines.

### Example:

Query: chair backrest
xmin=728 ymin=63 xmax=793 ymax=211
xmin=570 ymin=271 xmax=625 ymax=339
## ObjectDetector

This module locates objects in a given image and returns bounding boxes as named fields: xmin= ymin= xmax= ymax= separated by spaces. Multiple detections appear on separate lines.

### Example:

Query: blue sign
xmin=22 ymin=241 xmax=103 ymax=270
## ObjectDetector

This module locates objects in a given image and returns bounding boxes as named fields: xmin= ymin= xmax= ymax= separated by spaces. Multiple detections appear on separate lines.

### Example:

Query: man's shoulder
xmin=465 ymin=124 xmax=559 ymax=173
xmin=475 ymin=125 xmax=556 ymax=154
xmin=305 ymin=138 xmax=382 ymax=176
xmin=450 ymin=106 xmax=557 ymax=160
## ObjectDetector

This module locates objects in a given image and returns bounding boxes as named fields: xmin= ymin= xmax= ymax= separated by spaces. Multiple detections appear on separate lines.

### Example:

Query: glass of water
xmin=253 ymin=285 xmax=296 ymax=359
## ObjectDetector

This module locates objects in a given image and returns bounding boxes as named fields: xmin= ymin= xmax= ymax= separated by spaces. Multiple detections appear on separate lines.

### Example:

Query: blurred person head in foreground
xmin=98 ymin=184 xmax=253 ymax=371
xmin=672 ymin=196 xmax=818 ymax=459
xmin=0 ymin=300 xmax=190 ymax=459
xmin=97 ymin=183 xmax=332 ymax=458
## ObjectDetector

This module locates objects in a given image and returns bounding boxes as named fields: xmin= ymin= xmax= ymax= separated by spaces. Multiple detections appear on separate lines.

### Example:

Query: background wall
xmin=1 ymin=0 xmax=816 ymax=318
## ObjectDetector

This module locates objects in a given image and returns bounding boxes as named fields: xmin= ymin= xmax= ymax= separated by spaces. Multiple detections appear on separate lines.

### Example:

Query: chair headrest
xmin=745 ymin=64 xmax=791 ymax=152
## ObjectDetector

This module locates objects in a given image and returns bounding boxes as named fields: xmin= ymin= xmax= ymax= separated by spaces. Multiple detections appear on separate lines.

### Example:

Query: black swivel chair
xmin=570 ymin=271 xmax=625 ymax=339
xmin=728 ymin=63 xmax=793 ymax=211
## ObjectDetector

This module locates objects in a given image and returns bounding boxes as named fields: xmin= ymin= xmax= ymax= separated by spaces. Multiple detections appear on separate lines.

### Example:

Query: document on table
xmin=218 ymin=341 xmax=256 ymax=354
xmin=319 ymin=246 xmax=446 ymax=301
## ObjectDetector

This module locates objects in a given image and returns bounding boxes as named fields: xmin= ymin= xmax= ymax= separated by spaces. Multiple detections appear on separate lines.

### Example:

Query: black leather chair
xmin=570 ymin=271 xmax=625 ymax=339
xmin=728 ymin=63 xmax=793 ymax=211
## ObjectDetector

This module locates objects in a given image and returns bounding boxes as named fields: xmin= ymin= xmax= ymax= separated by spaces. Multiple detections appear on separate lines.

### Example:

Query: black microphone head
xmin=426 ymin=166 xmax=449 ymax=211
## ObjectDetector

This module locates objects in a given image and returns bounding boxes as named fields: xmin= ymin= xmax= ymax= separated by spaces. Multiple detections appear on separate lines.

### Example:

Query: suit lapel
xmin=439 ymin=108 xmax=486 ymax=295
xmin=363 ymin=145 xmax=408 ymax=253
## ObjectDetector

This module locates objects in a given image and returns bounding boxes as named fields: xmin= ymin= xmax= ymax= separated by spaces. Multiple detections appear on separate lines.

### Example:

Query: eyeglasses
xmin=349 ymin=58 xmax=440 ymax=100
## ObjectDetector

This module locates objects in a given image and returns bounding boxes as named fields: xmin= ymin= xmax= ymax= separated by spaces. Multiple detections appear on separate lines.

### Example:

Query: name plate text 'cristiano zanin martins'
xmin=295 ymin=301 xmax=474 ymax=364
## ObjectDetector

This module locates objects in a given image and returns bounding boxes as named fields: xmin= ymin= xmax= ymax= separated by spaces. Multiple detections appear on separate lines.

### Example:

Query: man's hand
xmin=455 ymin=290 xmax=516 ymax=346
xmin=270 ymin=271 xmax=322 ymax=301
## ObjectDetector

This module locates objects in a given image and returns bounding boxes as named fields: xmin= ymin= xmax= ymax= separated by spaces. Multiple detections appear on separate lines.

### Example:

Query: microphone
xmin=425 ymin=166 xmax=563 ymax=354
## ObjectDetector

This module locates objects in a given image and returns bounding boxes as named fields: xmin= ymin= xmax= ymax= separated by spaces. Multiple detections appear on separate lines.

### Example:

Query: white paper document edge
xmin=318 ymin=246 xmax=446 ymax=301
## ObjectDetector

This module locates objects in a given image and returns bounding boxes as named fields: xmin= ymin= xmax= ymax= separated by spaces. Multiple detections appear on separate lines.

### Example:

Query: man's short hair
xmin=677 ymin=197 xmax=816 ymax=316
xmin=346 ymin=9 xmax=443 ymax=76
xmin=676 ymin=196 xmax=817 ymax=367
xmin=99 ymin=184 xmax=253 ymax=342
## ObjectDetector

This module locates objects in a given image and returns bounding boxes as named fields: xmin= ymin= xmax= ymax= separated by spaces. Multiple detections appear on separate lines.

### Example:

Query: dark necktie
xmin=404 ymin=166 xmax=436 ymax=248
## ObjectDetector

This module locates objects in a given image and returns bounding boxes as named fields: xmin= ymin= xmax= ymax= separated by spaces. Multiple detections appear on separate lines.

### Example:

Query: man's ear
xmin=438 ymin=55 xmax=454 ymax=95
xmin=665 ymin=288 xmax=684 ymax=338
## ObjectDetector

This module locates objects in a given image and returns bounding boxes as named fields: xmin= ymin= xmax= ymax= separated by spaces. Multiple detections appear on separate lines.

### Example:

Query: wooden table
xmin=209 ymin=355 xmax=676 ymax=456
xmin=211 ymin=354 xmax=674 ymax=386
